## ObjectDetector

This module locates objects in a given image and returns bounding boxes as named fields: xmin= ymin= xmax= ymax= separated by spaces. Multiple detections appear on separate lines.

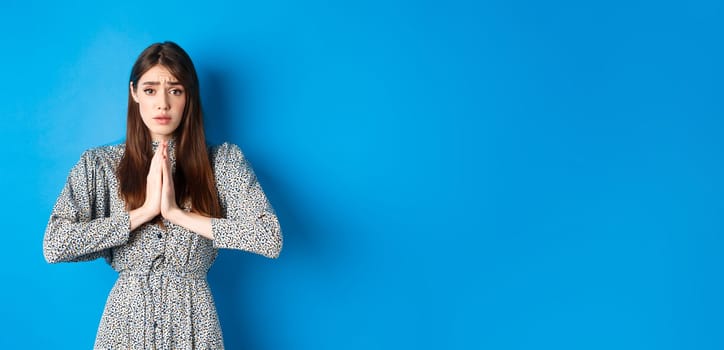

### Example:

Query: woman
xmin=43 ymin=41 xmax=282 ymax=349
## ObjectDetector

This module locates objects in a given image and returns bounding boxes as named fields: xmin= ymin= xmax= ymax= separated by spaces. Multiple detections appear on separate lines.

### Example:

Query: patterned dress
xmin=43 ymin=140 xmax=282 ymax=349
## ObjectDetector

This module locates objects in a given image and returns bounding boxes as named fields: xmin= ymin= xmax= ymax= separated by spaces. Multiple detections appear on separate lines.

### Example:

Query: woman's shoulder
xmin=72 ymin=143 xmax=125 ymax=173
xmin=209 ymin=142 xmax=246 ymax=162
xmin=79 ymin=143 xmax=125 ymax=162
xmin=209 ymin=142 xmax=255 ymax=175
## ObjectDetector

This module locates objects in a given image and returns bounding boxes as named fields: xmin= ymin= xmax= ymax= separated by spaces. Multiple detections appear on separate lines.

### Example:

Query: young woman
xmin=43 ymin=41 xmax=282 ymax=349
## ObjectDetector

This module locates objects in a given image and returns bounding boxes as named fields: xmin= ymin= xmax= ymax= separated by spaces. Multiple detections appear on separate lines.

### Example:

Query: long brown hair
xmin=117 ymin=41 xmax=221 ymax=218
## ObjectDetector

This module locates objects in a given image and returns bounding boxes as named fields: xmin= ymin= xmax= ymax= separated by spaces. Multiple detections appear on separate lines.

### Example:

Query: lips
xmin=154 ymin=115 xmax=172 ymax=125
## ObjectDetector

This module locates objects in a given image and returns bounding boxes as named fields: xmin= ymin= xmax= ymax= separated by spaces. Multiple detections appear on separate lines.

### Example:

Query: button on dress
xmin=43 ymin=141 xmax=282 ymax=349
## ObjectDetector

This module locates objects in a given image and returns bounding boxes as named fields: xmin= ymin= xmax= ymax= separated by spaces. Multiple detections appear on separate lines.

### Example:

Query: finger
xmin=161 ymin=153 xmax=167 ymax=180
xmin=150 ymin=145 xmax=160 ymax=166
xmin=151 ymin=143 xmax=164 ymax=172
xmin=162 ymin=151 xmax=173 ymax=191
xmin=162 ymin=156 xmax=176 ymax=210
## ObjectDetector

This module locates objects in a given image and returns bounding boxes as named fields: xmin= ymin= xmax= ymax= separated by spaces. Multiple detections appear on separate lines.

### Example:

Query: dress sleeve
xmin=43 ymin=149 xmax=131 ymax=263
xmin=211 ymin=143 xmax=283 ymax=258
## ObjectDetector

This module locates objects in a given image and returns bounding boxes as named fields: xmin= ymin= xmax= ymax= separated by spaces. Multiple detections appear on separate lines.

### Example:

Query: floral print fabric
xmin=43 ymin=141 xmax=282 ymax=349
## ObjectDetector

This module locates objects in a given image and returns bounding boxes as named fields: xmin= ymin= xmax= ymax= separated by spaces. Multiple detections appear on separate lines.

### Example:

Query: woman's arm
xmin=166 ymin=209 xmax=213 ymax=239
xmin=43 ymin=149 xmax=131 ymax=263
xmin=172 ymin=143 xmax=283 ymax=259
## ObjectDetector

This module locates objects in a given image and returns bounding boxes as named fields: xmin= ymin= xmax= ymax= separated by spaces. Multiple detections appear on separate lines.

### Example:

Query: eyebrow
xmin=141 ymin=81 xmax=183 ymax=86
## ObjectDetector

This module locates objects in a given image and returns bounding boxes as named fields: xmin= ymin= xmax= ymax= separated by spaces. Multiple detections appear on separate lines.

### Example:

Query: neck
xmin=152 ymin=135 xmax=173 ymax=142
xmin=151 ymin=136 xmax=176 ymax=145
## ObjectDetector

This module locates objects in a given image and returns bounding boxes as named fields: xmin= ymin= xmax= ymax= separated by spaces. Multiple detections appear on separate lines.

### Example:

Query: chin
xmin=149 ymin=128 xmax=179 ymax=139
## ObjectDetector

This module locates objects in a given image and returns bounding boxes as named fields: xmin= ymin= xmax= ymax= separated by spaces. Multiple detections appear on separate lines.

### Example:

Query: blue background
xmin=2 ymin=0 xmax=723 ymax=349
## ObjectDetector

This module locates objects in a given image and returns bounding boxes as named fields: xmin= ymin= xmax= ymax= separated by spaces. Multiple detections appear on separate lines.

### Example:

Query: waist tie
xmin=119 ymin=268 xmax=207 ymax=280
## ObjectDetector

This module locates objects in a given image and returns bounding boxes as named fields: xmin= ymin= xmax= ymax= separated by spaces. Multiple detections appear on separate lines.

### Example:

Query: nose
xmin=157 ymin=93 xmax=170 ymax=111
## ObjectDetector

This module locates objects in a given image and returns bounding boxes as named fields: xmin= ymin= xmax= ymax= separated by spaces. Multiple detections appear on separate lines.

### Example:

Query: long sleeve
xmin=210 ymin=143 xmax=283 ymax=258
xmin=43 ymin=149 xmax=131 ymax=263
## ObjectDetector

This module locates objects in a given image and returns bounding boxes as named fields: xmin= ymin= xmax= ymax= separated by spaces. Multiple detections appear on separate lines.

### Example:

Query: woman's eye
xmin=143 ymin=88 xmax=155 ymax=95
xmin=170 ymin=89 xmax=184 ymax=96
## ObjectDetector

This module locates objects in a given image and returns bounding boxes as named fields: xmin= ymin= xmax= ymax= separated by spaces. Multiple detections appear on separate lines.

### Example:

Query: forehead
xmin=139 ymin=65 xmax=178 ymax=83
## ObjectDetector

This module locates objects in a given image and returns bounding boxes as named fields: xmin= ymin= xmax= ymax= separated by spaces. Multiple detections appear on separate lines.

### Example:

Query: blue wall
xmin=3 ymin=0 xmax=724 ymax=349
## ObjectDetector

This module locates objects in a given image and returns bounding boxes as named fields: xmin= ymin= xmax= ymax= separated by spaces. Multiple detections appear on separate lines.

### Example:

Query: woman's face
xmin=130 ymin=65 xmax=186 ymax=142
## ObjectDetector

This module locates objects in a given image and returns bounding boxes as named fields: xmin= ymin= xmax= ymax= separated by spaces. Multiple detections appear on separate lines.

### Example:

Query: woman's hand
xmin=161 ymin=141 xmax=181 ymax=220
xmin=130 ymin=140 xmax=211 ymax=235
xmin=146 ymin=142 xmax=164 ymax=214
xmin=129 ymin=142 xmax=164 ymax=230
xmin=124 ymin=141 xmax=213 ymax=238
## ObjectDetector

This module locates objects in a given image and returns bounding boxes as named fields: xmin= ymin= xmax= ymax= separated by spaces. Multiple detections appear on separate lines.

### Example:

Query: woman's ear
xmin=130 ymin=82 xmax=139 ymax=103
